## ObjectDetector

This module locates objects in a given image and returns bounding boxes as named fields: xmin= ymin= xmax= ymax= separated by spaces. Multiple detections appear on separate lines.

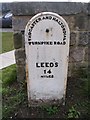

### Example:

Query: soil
xmin=2 ymin=77 xmax=89 ymax=119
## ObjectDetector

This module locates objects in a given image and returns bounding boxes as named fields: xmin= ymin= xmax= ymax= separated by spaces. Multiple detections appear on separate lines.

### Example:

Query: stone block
xmin=15 ymin=48 xmax=26 ymax=61
xmin=88 ymin=2 xmax=90 ymax=15
xmin=70 ymin=32 xmax=76 ymax=46
xmin=13 ymin=16 xmax=31 ymax=31
xmin=69 ymin=47 xmax=75 ymax=63
xmin=69 ymin=16 xmax=76 ymax=31
xmin=10 ymin=2 xmax=88 ymax=16
xmin=63 ymin=16 xmax=75 ymax=31
xmin=88 ymin=47 xmax=90 ymax=64
xmin=88 ymin=32 xmax=90 ymax=46
xmin=14 ymin=32 xmax=22 ymax=49
xmin=69 ymin=56 xmax=74 ymax=63
xmin=74 ymin=13 xmax=88 ymax=30
xmin=16 ymin=65 xmax=26 ymax=82
xmin=68 ymin=63 xmax=73 ymax=77
xmin=88 ymin=16 xmax=90 ymax=31
xmin=70 ymin=47 xmax=84 ymax=62
xmin=75 ymin=62 xmax=88 ymax=69
xmin=78 ymin=32 xmax=89 ymax=46
xmin=84 ymin=47 xmax=88 ymax=61
xmin=16 ymin=58 xmax=25 ymax=65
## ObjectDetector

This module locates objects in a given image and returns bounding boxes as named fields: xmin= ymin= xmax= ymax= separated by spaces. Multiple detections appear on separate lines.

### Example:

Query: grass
xmin=2 ymin=64 xmax=27 ymax=119
xmin=67 ymin=106 xmax=80 ymax=118
xmin=1 ymin=32 xmax=14 ymax=54
xmin=67 ymin=66 xmax=89 ymax=118
xmin=2 ymin=64 xmax=89 ymax=119
xmin=2 ymin=64 xmax=17 ymax=86
xmin=41 ymin=105 xmax=59 ymax=115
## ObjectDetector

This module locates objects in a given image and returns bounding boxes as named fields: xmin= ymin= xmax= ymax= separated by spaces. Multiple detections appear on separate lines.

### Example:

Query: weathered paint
xmin=25 ymin=12 xmax=70 ymax=104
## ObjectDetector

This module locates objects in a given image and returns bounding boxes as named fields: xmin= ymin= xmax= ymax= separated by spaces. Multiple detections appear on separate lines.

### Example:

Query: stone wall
xmin=3 ymin=2 xmax=89 ymax=81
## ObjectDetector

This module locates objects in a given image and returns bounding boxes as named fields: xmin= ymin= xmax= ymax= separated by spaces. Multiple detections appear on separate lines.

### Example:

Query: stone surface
xmin=16 ymin=58 xmax=25 ymax=65
xmin=85 ymin=47 xmax=88 ymax=61
xmin=8 ymin=2 xmax=88 ymax=15
xmin=75 ymin=62 xmax=88 ymax=69
xmin=63 ymin=16 xmax=75 ymax=31
xmin=88 ymin=2 xmax=90 ymax=15
xmin=78 ymin=32 xmax=88 ymax=46
xmin=16 ymin=65 xmax=26 ymax=82
xmin=15 ymin=48 xmax=26 ymax=64
xmin=88 ymin=16 xmax=90 ymax=31
xmin=68 ymin=63 xmax=75 ymax=77
xmin=71 ymin=47 xmax=84 ymax=62
xmin=88 ymin=32 xmax=90 ymax=46
xmin=25 ymin=12 xmax=70 ymax=102
xmin=75 ymin=14 xmax=88 ymax=30
xmin=70 ymin=32 xmax=76 ymax=46
xmin=13 ymin=16 xmax=31 ymax=31
xmin=14 ymin=32 xmax=22 ymax=49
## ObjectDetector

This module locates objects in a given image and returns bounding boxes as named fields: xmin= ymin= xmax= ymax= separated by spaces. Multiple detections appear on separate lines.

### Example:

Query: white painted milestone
xmin=25 ymin=12 xmax=70 ymax=102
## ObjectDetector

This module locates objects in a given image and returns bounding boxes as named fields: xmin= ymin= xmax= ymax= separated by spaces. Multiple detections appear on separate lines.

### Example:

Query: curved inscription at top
xmin=25 ymin=12 xmax=69 ymax=46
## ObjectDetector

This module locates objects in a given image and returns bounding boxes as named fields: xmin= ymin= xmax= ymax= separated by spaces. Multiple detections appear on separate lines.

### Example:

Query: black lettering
xmin=31 ymin=23 xmax=35 ymax=27
xmin=63 ymin=37 xmax=66 ymax=41
xmin=61 ymin=25 xmax=64 ymax=28
xmin=61 ymin=42 xmax=62 ymax=44
xmin=35 ymin=19 xmax=38 ymax=23
xmin=30 ymin=26 xmax=34 ymax=30
xmin=28 ymin=38 xmax=31 ymax=41
xmin=63 ymin=34 xmax=66 ymax=40
xmin=63 ymin=41 xmax=66 ymax=45
xmin=34 ymin=42 xmax=36 ymax=45
xmin=56 ymin=18 xmax=59 ymax=22
xmin=28 ymin=32 xmax=31 ymax=35
xmin=41 ymin=75 xmax=54 ymax=78
xmin=50 ymin=42 xmax=53 ymax=45
xmin=53 ymin=17 xmax=56 ymax=21
xmin=51 ymin=75 xmax=54 ymax=78
xmin=50 ymin=62 xmax=54 ymax=67
xmin=47 ymin=69 xmax=52 ymax=74
xmin=32 ymin=42 xmax=34 ymax=45
xmin=44 ymin=70 xmax=46 ymax=74
xmin=55 ymin=62 xmax=58 ymax=67
xmin=41 ymin=76 xmax=44 ymax=78
xmin=58 ymin=21 xmax=62 ymax=25
xmin=57 ymin=41 xmax=60 ymax=45
xmin=63 ymin=28 xmax=66 ymax=31
xmin=42 ymin=16 xmax=46 ymax=19
xmin=63 ymin=30 xmax=66 ymax=35
xmin=45 ymin=42 xmax=48 ymax=45
xmin=38 ymin=17 xmax=41 ymax=21
xmin=29 ymin=29 xmax=32 ymax=32
xmin=28 ymin=35 xmax=31 ymax=38
xmin=54 ymin=41 xmax=56 ymax=45
xmin=41 ymin=62 xmax=44 ymax=67
xmin=37 ymin=42 xmax=41 ymax=45
xmin=46 ymin=16 xmax=49 ymax=19
xmin=33 ymin=21 xmax=36 ymax=25
xmin=59 ymin=22 xmax=63 ymax=25
xmin=49 ymin=16 xmax=52 ymax=20
xmin=36 ymin=63 xmax=40 ymax=67
xmin=45 ymin=62 xmax=49 ymax=67
xmin=28 ymin=42 xmax=31 ymax=45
